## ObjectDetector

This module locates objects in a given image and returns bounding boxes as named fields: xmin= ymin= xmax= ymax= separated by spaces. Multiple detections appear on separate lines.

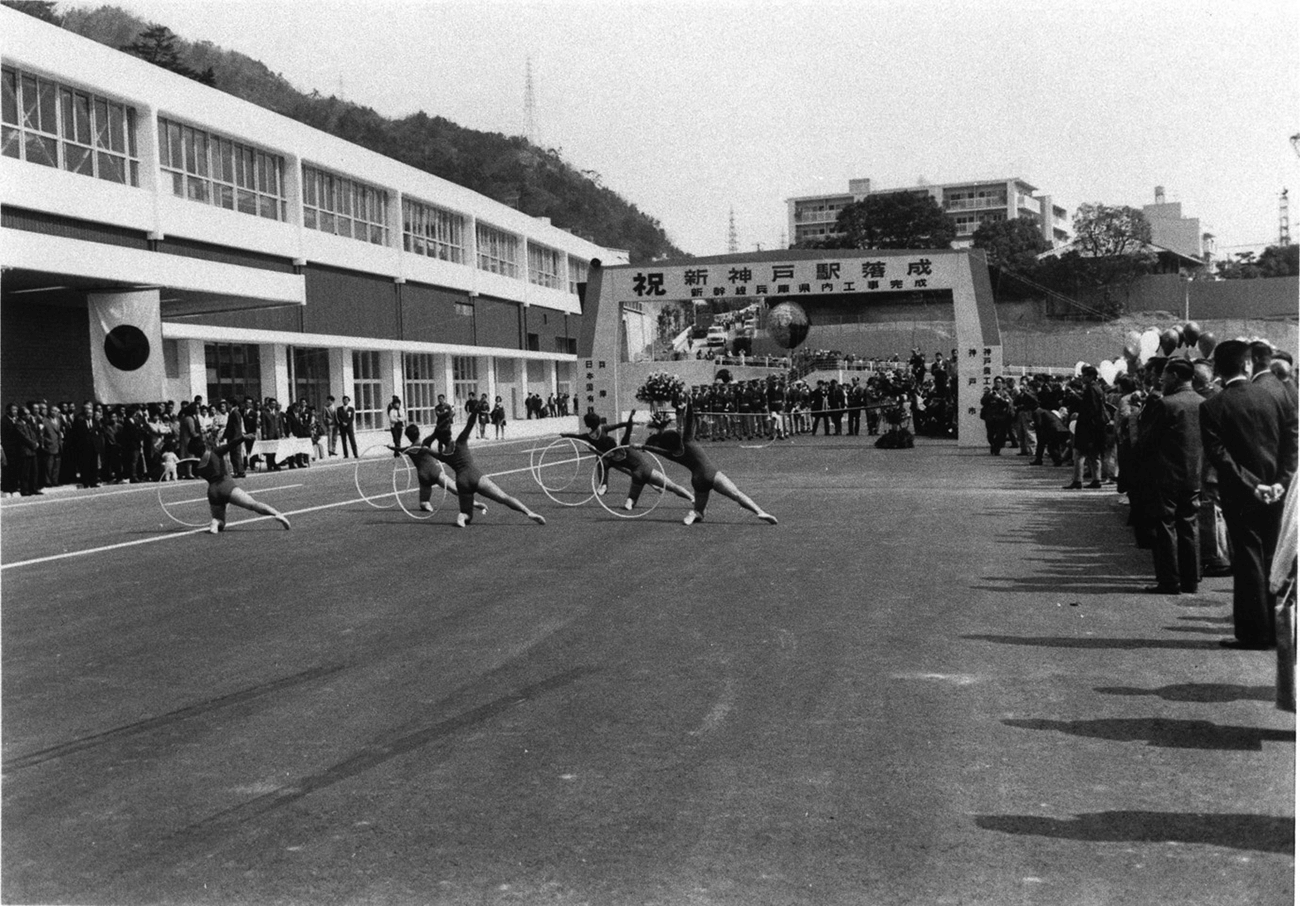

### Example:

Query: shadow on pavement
xmin=964 ymin=633 xmax=1218 ymax=651
xmin=1095 ymin=683 xmax=1276 ymax=703
xmin=975 ymin=811 xmax=1293 ymax=854
xmin=1003 ymin=716 xmax=1295 ymax=750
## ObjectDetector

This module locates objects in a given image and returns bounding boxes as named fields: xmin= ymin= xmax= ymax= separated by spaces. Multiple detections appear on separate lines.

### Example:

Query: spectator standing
xmin=979 ymin=377 xmax=1014 ymax=456
xmin=2 ymin=403 xmax=23 ymax=496
xmin=15 ymin=405 xmax=41 ymax=495
xmin=324 ymin=395 xmax=338 ymax=456
xmin=846 ymin=378 xmax=864 ymax=437
xmin=386 ymin=396 xmax=405 ymax=457
xmin=1013 ymin=380 xmax=1039 ymax=456
xmin=1200 ymin=339 xmax=1298 ymax=648
xmin=828 ymin=379 xmax=847 ymax=436
xmin=336 ymin=396 xmax=358 ymax=459
xmin=1065 ymin=365 xmax=1107 ymax=488
xmin=1135 ymin=358 xmax=1204 ymax=595
xmin=491 ymin=396 xmax=507 ymax=439
xmin=38 ymin=401 xmax=62 ymax=489
xmin=223 ymin=398 xmax=246 ymax=478
xmin=67 ymin=401 xmax=101 ymax=488
xmin=260 ymin=398 xmax=283 ymax=471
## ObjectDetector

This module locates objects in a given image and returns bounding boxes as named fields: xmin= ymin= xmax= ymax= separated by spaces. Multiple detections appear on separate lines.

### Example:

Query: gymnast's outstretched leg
xmin=459 ymin=477 xmax=545 ymax=526
xmin=627 ymin=469 xmax=694 ymax=511
xmin=712 ymin=472 xmax=777 ymax=524
xmin=226 ymin=487 xmax=292 ymax=529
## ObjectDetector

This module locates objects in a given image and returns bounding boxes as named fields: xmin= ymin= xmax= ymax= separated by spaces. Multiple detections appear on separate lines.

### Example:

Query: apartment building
xmin=786 ymin=176 xmax=1070 ymax=249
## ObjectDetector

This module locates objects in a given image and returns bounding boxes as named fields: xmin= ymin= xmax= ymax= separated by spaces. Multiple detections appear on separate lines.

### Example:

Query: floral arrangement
xmin=635 ymin=371 xmax=687 ymax=404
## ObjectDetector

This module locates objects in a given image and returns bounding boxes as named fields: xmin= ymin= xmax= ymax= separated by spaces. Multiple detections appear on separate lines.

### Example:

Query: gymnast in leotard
xmin=429 ymin=404 xmax=545 ymax=528
xmin=560 ymin=410 xmax=694 ymax=511
xmin=638 ymin=399 xmax=777 ymax=526
xmin=390 ymin=423 xmax=487 ymax=515
xmin=187 ymin=435 xmax=291 ymax=534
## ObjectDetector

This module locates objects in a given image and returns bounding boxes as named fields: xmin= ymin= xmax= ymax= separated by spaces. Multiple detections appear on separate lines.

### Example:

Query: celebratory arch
xmin=577 ymin=248 xmax=1002 ymax=449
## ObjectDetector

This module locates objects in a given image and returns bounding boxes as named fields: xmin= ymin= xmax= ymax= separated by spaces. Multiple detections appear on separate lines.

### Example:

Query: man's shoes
xmin=1203 ymin=564 xmax=1233 ymax=577
xmin=1030 ymin=460 xmax=1043 ymax=465
xmin=1063 ymin=482 xmax=1083 ymax=489
xmin=1218 ymin=639 xmax=1274 ymax=650
xmin=1180 ymin=584 xmax=1199 ymax=594
xmin=1141 ymin=585 xmax=1182 ymax=595
xmin=1085 ymin=480 xmax=1103 ymax=489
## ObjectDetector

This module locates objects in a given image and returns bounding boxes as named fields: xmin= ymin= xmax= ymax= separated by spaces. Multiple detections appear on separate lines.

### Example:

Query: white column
xmin=182 ymin=338 xmax=206 ymax=402
xmin=263 ymin=344 xmax=290 ymax=403
xmin=386 ymin=349 xmax=403 ymax=407
xmin=329 ymin=347 xmax=349 ymax=400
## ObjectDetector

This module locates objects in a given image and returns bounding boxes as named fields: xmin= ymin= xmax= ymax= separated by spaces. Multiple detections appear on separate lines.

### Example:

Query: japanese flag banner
xmin=87 ymin=289 xmax=165 ymax=404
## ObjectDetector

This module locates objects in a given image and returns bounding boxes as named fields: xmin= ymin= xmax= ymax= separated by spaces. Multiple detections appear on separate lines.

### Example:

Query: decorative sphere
xmin=766 ymin=301 xmax=810 ymax=350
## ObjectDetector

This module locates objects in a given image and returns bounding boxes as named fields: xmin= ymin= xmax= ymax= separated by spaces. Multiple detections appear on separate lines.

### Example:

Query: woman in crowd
xmin=188 ymin=433 xmax=291 ymax=534
xmin=428 ymin=402 xmax=545 ymax=528
xmin=491 ymin=396 xmax=507 ymax=439
xmin=560 ymin=410 xmax=694 ymax=512
xmin=639 ymin=399 xmax=777 ymax=526
xmin=476 ymin=393 xmax=491 ymax=438
xmin=386 ymin=396 xmax=405 ymax=457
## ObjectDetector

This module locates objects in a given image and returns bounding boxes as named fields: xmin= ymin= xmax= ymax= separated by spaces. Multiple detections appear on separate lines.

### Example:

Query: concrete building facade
xmin=786 ymin=176 xmax=1070 ymax=249
xmin=1 ymin=8 xmax=627 ymax=432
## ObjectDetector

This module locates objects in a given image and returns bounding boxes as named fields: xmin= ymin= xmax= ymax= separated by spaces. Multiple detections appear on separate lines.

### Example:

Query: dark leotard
xmin=644 ymin=404 xmax=717 ymax=509
xmin=430 ymin=416 xmax=482 ymax=513
xmin=196 ymin=447 xmax=237 ymax=506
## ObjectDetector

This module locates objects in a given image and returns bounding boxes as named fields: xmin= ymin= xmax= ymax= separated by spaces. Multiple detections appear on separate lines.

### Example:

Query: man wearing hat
xmin=1135 ymin=357 xmax=1203 ymax=594
xmin=1200 ymin=339 xmax=1298 ymax=649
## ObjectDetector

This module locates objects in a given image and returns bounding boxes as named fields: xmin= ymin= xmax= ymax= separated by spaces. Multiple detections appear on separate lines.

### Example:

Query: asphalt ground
xmin=1 ymin=432 xmax=1294 ymax=906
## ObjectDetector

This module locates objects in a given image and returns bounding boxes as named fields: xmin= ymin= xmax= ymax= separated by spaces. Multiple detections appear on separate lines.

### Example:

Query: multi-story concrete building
xmin=1143 ymin=186 xmax=1210 ymax=264
xmin=1 ymin=8 xmax=627 ymax=432
xmin=786 ymin=177 xmax=1070 ymax=249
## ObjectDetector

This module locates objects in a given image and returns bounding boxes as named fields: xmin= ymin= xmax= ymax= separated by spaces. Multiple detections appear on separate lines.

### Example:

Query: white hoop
xmin=592 ymin=445 xmax=667 ymax=519
xmin=354 ymin=444 xmax=407 ymax=508
xmin=530 ymin=437 xmax=595 ymax=507
xmin=392 ymin=458 xmax=447 ymax=520
xmin=157 ymin=477 xmax=211 ymax=529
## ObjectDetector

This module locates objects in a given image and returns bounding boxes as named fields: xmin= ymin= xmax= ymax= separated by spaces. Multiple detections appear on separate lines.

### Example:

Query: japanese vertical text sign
xmin=576 ymin=249 xmax=1001 ymax=447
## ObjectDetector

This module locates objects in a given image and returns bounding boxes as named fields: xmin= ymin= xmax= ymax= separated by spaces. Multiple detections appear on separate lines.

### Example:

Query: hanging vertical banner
xmin=87 ymin=289 xmax=165 ymax=403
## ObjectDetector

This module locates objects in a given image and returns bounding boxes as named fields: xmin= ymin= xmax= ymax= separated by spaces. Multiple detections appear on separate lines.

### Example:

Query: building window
xmin=2 ymin=66 xmax=139 ymax=186
xmin=402 ymin=198 xmax=465 ymax=262
xmin=476 ymin=222 xmax=519 ymax=278
xmin=527 ymin=241 xmax=563 ymax=289
xmin=159 ymin=117 xmax=285 ymax=219
xmin=526 ymin=333 xmax=540 ymax=351
xmin=556 ymin=360 xmax=573 ymax=400
xmin=288 ymin=346 xmax=331 ymax=412
xmin=205 ymin=343 xmax=262 ymax=404
xmin=303 ymin=165 xmax=389 ymax=245
xmin=455 ymin=301 xmax=474 ymax=317
xmin=568 ymin=255 xmax=589 ymax=295
xmin=452 ymin=355 xmax=479 ymax=409
xmin=403 ymin=352 xmax=439 ymax=428
xmin=352 ymin=350 xmax=384 ymax=430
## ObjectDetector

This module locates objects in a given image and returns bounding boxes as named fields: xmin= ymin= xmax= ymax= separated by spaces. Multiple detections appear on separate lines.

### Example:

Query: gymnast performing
xmin=559 ymin=409 xmax=694 ymax=511
xmin=638 ymin=399 xmax=778 ymax=526
xmin=419 ymin=406 xmax=546 ymax=528
xmin=388 ymin=423 xmax=488 ymax=515
xmin=187 ymin=434 xmax=291 ymax=534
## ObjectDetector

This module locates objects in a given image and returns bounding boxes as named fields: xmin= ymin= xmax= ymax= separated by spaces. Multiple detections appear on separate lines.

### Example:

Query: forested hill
xmin=15 ymin=2 xmax=688 ymax=264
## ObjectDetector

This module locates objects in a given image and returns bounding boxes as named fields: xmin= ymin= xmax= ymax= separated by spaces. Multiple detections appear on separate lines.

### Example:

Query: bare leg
xmin=648 ymin=469 xmax=694 ymax=503
xmin=713 ymin=472 xmax=777 ymax=524
xmin=228 ymin=486 xmax=291 ymax=529
xmin=474 ymin=476 xmax=545 ymax=524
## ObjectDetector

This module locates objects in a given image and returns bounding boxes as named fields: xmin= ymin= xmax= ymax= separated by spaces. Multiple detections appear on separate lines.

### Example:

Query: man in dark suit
xmin=1250 ymin=339 xmax=1298 ymax=408
xmin=1135 ymin=358 xmax=1203 ymax=594
xmin=336 ymin=395 xmax=359 ymax=458
xmin=1200 ymin=340 xmax=1298 ymax=649
xmin=809 ymin=381 xmax=828 ymax=436
xmin=828 ymin=379 xmax=846 ymax=435
xmin=223 ymin=397 xmax=246 ymax=478
xmin=1066 ymin=366 xmax=1108 ymax=487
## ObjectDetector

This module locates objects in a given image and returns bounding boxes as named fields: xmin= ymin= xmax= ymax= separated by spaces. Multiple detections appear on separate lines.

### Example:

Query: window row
xmin=2 ymin=66 xmax=139 ymax=185
xmin=5 ymin=65 xmax=589 ymax=287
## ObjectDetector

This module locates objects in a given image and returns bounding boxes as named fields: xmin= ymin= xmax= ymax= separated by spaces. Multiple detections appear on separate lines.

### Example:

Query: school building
xmin=1 ymin=7 xmax=629 ymax=434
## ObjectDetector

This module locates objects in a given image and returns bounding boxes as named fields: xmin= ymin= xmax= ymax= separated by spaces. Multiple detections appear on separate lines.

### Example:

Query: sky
xmin=61 ymin=0 xmax=1300 ymax=258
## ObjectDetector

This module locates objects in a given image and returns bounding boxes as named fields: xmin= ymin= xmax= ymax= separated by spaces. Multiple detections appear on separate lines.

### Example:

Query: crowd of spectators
xmin=524 ymin=392 xmax=570 ymax=419
xmin=0 ymin=394 xmax=336 ymax=496
xmin=980 ymin=339 xmax=1297 ymax=653
xmin=675 ymin=347 xmax=960 ymax=447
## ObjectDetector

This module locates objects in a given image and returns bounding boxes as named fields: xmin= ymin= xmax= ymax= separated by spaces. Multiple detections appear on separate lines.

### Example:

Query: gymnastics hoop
xmin=157 ymin=459 xmax=210 ymax=528
xmin=391 ymin=457 xmax=447 ymax=520
xmin=353 ymin=444 xmax=410 ymax=508
xmin=529 ymin=437 xmax=595 ymax=507
xmin=591 ymin=445 xmax=667 ymax=519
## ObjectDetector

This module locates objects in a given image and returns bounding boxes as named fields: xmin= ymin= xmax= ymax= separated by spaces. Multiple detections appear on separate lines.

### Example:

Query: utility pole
xmin=727 ymin=208 xmax=738 ymax=253
xmin=1280 ymin=188 xmax=1291 ymax=246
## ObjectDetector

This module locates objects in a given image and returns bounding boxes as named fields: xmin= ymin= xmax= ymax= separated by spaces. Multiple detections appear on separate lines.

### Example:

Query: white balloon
xmin=1098 ymin=361 xmax=1117 ymax=384
xmin=1111 ymin=358 xmax=1128 ymax=375
xmin=1139 ymin=328 xmax=1160 ymax=360
xmin=1074 ymin=361 xmax=1088 ymax=376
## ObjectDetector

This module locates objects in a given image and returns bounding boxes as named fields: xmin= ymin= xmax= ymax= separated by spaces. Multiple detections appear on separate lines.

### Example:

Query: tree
xmin=120 ymin=24 xmax=216 ymax=87
xmin=972 ymin=216 xmax=1050 ymax=274
xmin=2 ymin=1 xmax=63 ymax=26
xmin=1217 ymin=244 xmax=1298 ymax=279
xmin=818 ymin=191 xmax=956 ymax=250
xmin=1040 ymin=203 xmax=1156 ymax=317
